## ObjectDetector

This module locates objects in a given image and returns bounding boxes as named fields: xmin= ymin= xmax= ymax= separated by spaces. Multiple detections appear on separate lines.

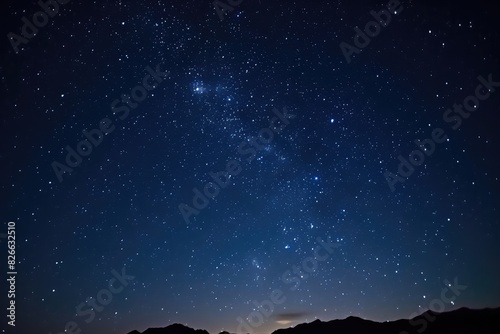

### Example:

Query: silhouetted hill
xmin=133 ymin=323 xmax=210 ymax=334
xmin=271 ymin=307 xmax=500 ymax=334
xmin=126 ymin=307 xmax=500 ymax=334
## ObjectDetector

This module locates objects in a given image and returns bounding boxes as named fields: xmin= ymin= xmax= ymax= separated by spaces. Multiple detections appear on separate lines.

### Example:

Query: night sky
xmin=1 ymin=0 xmax=500 ymax=334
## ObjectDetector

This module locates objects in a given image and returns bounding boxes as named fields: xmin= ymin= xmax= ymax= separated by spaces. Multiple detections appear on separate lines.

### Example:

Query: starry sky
xmin=1 ymin=0 xmax=500 ymax=333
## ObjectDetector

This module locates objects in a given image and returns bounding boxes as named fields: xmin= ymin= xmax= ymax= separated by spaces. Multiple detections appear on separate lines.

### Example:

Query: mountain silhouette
xmin=125 ymin=307 xmax=500 ymax=334
xmin=127 ymin=323 xmax=209 ymax=334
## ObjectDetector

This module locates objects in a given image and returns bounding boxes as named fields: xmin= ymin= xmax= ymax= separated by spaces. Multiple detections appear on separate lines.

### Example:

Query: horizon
xmin=124 ymin=306 xmax=500 ymax=334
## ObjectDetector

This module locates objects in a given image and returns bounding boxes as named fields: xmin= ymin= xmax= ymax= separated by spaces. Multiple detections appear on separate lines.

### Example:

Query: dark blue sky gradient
xmin=1 ymin=1 xmax=499 ymax=334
